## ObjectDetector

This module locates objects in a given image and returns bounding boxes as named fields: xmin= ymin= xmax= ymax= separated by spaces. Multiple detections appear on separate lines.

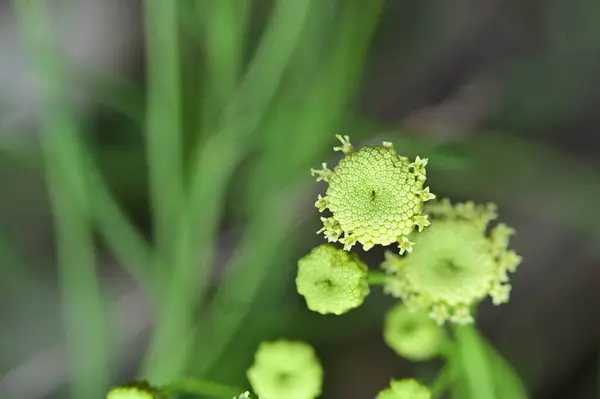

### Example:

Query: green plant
xmin=5 ymin=0 xmax=538 ymax=398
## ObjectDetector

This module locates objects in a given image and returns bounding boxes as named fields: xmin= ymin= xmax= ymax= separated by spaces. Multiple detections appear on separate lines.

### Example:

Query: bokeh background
xmin=0 ymin=0 xmax=599 ymax=398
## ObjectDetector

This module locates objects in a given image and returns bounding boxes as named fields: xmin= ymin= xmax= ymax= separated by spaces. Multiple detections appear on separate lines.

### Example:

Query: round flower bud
xmin=247 ymin=340 xmax=323 ymax=399
xmin=296 ymin=244 xmax=370 ymax=315
xmin=107 ymin=382 xmax=157 ymax=399
xmin=311 ymin=135 xmax=435 ymax=253
xmin=383 ymin=302 xmax=445 ymax=361
xmin=376 ymin=379 xmax=431 ymax=399
xmin=382 ymin=199 xmax=522 ymax=325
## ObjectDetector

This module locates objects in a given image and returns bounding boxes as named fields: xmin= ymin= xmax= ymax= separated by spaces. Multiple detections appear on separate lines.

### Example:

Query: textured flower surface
xmin=247 ymin=340 xmax=323 ymax=399
xmin=382 ymin=199 xmax=522 ymax=325
xmin=376 ymin=378 xmax=431 ymax=399
xmin=107 ymin=382 xmax=157 ymax=399
xmin=383 ymin=302 xmax=445 ymax=361
xmin=296 ymin=244 xmax=369 ymax=315
xmin=311 ymin=135 xmax=434 ymax=253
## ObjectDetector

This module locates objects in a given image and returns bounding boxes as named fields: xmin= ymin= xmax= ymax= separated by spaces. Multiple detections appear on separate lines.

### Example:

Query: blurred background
xmin=0 ymin=0 xmax=599 ymax=398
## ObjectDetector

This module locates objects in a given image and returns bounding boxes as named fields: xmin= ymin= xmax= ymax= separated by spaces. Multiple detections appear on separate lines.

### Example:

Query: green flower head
xmin=247 ymin=340 xmax=323 ymax=399
xmin=311 ymin=135 xmax=435 ymax=253
xmin=296 ymin=244 xmax=370 ymax=315
xmin=383 ymin=303 xmax=445 ymax=361
xmin=382 ymin=199 xmax=522 ymax=325
xmin=376 ymin=379 xmax=431 ymax=399
xmin=107 ymin=381 xmax=158 ymax=399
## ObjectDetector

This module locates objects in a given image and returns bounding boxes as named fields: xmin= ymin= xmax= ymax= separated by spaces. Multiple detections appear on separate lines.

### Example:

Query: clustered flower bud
xmin=382 ymin=199 xmax=522 ymax=325
xmin=311 ymin=135 xmax=435 ymax=253
xmin=383 ymin=303 xmax=445 ymax=361
xmin=106 ymin=381 xmax=158 ymax=399
xmin=296 ymin=244 xmax=370 ymax=315
xmin=376 ymin=378 xmax=431 ymax=399
xmin=247 ymin=340 xmax=323 ymax=399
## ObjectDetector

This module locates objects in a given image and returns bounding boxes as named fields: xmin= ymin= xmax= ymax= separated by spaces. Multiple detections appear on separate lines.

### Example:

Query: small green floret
xmin=247 ymin=340 xmax=323 ymax=399
xmin=382 ymin=199 xmax=522 ymax=325
xmin=383 ymin=303 xmax=445 ymax=361
xmin=311 ymin=135 xmax=435 ymax=253
xmin=107 ymin=382 xmax=157 ymax=399
xmin=296 ymin=244 xmax=370 ymax=315
xmin=376 ymin=379 xmax=431 ymax=399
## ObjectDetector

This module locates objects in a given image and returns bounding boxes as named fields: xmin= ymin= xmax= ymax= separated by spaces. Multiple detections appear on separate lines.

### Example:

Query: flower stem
xmin=368 ymin=270 xmax=388 ymax=285
xmin=430 ymin=364 xmax=453 ymax=398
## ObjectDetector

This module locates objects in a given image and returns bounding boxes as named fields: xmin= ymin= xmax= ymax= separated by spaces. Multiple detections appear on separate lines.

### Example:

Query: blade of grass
xmin=143 ymin=0 xmax=183 ymax=274
xmin=453 ymin=324 xmax=497 ymax=399
xmin=141 ymin=0 xmax=313 ymax=383
xmin=192 ymin=0 xmax=384 ymax=375
xmin=196 ymin=0 xmax=249 ymax=136
xmin=13 ymin=1 xmax=111 ymax=397
xmin=0 ymin=129 xmax=155 ymax=301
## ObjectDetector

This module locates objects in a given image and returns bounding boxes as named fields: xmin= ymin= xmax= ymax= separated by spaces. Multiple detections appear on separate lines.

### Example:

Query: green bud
xmin=296 ymin=244 xmax=370 ymax=315
xmin=383 ymin=303 xmax=445 ymax=361
xmin=107 ymin=381 xmax=158 ymax=399
xmin=247 ymin=340 xmax=323 ymax=399
xmin=311 ymin=135 xmax=434 ymax=252
xmin=376 ymin=379 xmax=431 ymax=399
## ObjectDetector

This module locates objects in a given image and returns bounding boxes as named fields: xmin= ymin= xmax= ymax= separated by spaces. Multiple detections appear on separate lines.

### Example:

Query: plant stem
xmin=430 ymin=364 xmax=453 ymax=398
xmin=143 ymin=0 xmax=183 ymax=275
xmin=368 ymin=271 xmax=388 ymax=285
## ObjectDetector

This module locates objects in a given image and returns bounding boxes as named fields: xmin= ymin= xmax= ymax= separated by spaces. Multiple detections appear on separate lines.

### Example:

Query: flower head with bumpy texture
xmin=376 ymin=379 xmax=431 ymax=399
xmin=311 ymin=135 xmax=435 ymax=253
xmin=247 ymin=340 xmax=323 ymax=399
xmin=107 ymin=382 xmax=158 ymax=399
xmin=383 ymin=303 xmax=445 ymax=361
xmin=296 ymin=244 xmax=369 ymax=315
xmin=382 ymin=199 xmax=522 ymax=325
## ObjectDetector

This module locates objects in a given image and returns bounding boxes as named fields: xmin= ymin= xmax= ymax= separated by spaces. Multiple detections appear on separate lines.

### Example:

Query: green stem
xmin=430 ymin=364 xmax=453 ymax=398
xmin=143 ymin=0 xmax=183 ymax=274
xmin=13 ymin=1 xmax=111 ymax=397
xmin=367 ymin=270 xmax=388 ymax=285
xmin=158 ymin=377 xmax=242 ymax=399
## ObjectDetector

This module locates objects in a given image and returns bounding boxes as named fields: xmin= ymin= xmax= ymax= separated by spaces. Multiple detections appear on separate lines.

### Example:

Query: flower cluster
xmin=247 ymin=340 xmax=323 ymax=399
xmin=311 ymin=135 xmax=435 ymax=253
xmin=382 ymin=199 xmax=522 ymax=325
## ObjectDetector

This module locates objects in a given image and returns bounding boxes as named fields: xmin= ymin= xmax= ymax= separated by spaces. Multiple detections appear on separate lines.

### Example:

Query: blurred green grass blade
xmin=191 ymin=0 xmax=384 ymax=375
xmin=197 ymin=0 xmax=249 ymax=135
xmin=142 ymin=0 xmax=313 ymax=383
xmin=454 ymin=324 xmax=497 ymax=399
xmin=0 ymin=139 xmax=154 ymax=298
xmin=143 ymin=0 xmax=183 ymax=271
xmin=13 ymin=1 xmax=111 ymax=397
